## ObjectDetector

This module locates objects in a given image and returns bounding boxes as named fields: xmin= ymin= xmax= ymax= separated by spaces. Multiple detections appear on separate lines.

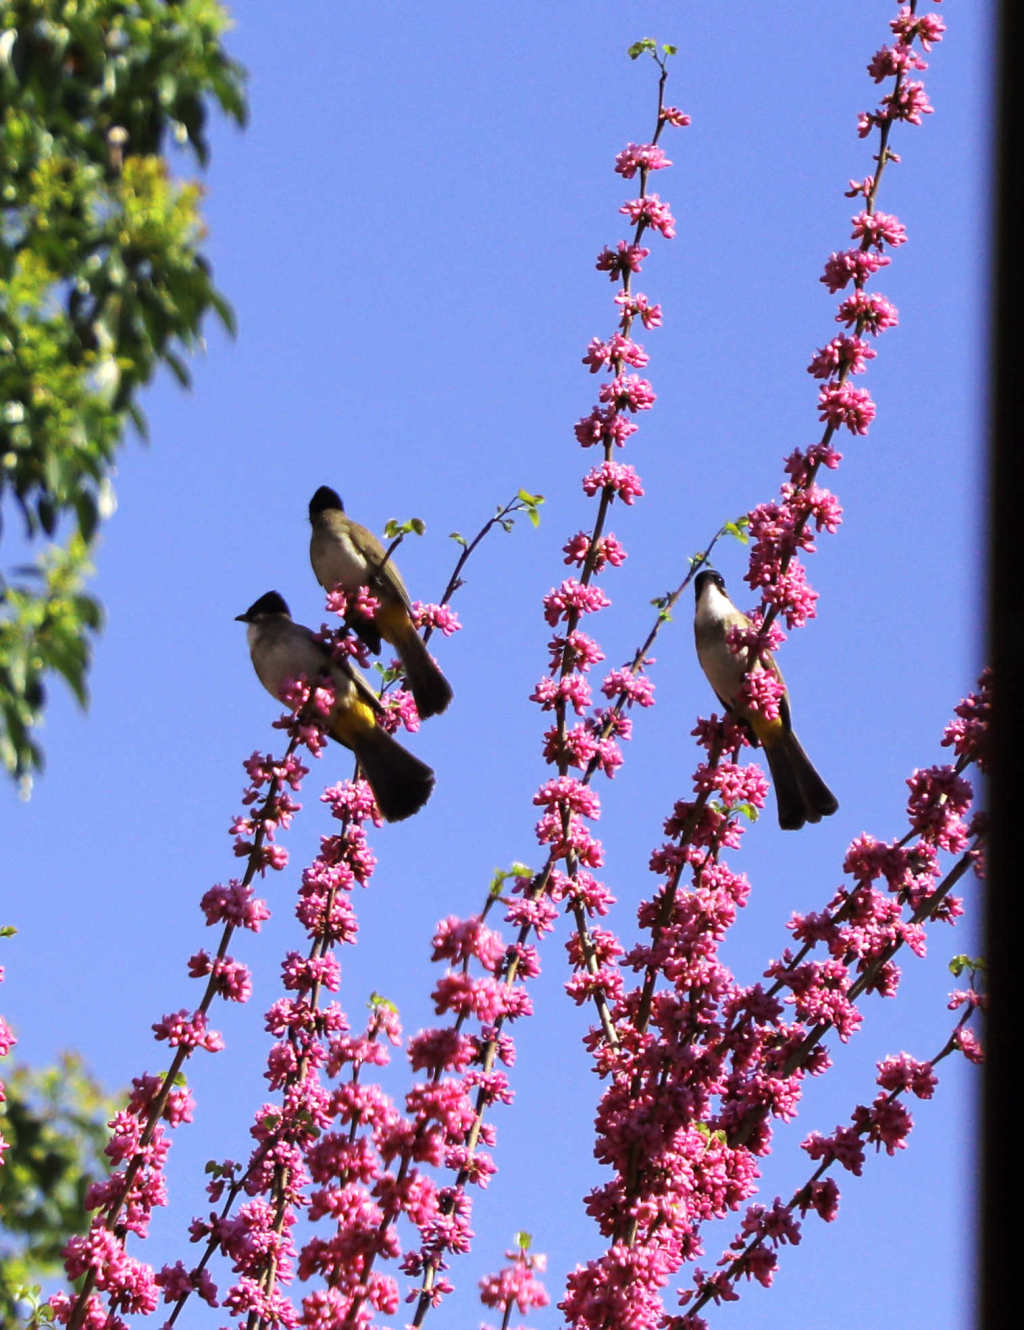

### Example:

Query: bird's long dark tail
xmin=765 ymin=730 xmax=838 ymax=831
xmin=392 ymin=621 xmax=453 ymax=719
xmin=351 ymin=726 xmax=435 ymax=822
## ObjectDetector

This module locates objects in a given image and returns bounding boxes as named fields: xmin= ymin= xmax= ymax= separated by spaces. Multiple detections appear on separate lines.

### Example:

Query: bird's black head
xmin=694 ymin=568 xmax=726 ymax=600
xmin=309 ymin=486 xmax=344 ymax=521
xmin=235 ymin=591 xmax=291 ymax=623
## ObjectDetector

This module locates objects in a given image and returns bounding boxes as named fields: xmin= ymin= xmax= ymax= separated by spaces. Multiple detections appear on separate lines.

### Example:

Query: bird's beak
xmin=234 ymin=612 xmax=249 ymax=622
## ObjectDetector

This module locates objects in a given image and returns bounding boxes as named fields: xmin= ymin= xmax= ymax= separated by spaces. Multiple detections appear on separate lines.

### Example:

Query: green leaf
xmin=723 ymin=519 xmax=750 ymax=545
xmin=489 ymin=862 xmax=532 ymax=897
xmin=627 ymin=38 xmax=657 ymax=59
xmin=163 ymin=349 xmax=192 ymax=389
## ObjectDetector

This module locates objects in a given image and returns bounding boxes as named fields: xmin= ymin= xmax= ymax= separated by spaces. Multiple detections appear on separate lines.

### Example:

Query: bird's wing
xmin=348 ymin=520 xmax=412 ymax=609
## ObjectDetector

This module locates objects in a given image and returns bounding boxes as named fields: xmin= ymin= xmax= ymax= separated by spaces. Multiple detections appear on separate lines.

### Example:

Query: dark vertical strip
xmin=984 ymin=3 xmax=1020 ymax=1327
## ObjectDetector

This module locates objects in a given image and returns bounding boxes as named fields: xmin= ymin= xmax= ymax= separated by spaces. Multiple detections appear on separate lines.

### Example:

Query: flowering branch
xmin=54 ymin=735 xmax=303 ymax=1330
xmin=557 ymin=9 xmax=974 ymax=1328
xmin=675 ymin=968 xmax=984 ymax=1325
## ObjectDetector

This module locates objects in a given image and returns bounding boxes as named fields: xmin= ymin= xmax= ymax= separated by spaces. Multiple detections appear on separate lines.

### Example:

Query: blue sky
xmin=3 ymin=2 xmax=990 ymax=1326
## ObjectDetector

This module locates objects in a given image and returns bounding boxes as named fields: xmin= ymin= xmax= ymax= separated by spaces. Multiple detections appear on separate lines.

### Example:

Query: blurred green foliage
xmin=0 ymin=1053 xmax=119 ymax=1323
xmin=0 ymin=0 xmax=247 ymax=786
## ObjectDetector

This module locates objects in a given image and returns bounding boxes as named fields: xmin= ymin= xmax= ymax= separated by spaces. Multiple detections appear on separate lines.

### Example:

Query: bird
xmin=693 ymin=569 xmax=837 ymax=831
xmin=308 ymin=486 xmax=453 ymax=719
xmin=236 ymin=591 xmax=435 ymax=822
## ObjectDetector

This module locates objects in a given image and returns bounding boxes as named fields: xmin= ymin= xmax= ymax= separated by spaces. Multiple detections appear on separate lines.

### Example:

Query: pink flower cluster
xmin=566 ymin=664 xmax=983 ymax=1330
xmin=559 ymin=14 xmax=973 ymax=1327
xmin=736 ymin=4 xmax=946 ymax=638
xmin=670 ymin=986 xmax=979 ymax=1329
xmin=479 ymin=1241 xmax=550 ymax=1330
xmin=47 ymin=733 xmax=307 ymax=1328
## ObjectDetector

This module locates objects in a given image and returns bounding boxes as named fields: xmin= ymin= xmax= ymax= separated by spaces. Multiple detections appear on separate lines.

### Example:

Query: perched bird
xmin=236 ymin=591 xmax=434 ymax=822
xmin=693 ymin=569 xmax=838 ymax=831
xmin=308 ymin=486 xmax=453 ymax=719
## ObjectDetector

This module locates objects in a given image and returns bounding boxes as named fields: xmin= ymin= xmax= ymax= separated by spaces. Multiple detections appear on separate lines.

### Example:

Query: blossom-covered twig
xmin=673 ymin=966 xmax=984 ymax=1326
xmin=153 ymin=493 xmax=541 ymax=1329
xmin=53 ymin=733 xmax=305 ymax=1330
xmin=559 ymin=9 xmax=969 ymax=1328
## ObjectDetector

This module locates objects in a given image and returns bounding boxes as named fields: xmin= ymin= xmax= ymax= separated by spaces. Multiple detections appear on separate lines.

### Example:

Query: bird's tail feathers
xmin=351 ymin=726 xmax=435 ymax=822
xmin=765 ymin=731 xmax=838 ymax=831
xmin=390 ymin=621 xmax=453 ymax=719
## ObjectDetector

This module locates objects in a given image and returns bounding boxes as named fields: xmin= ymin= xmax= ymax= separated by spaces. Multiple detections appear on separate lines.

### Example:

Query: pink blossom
xmin=598 ymin=372 xmax=657 ymax=412
xmin=835 ymin=288 xmax=899 ymax=335
xmin=542 ymin=579 xmax=612 ymax=626
xmin=431 ymin=973 xmax=532 ymax=1024
xmin=905 ymin=765 xmax=973 ymax=850
xmin=601 ymin=667 xmax=655 ymax=707
xmin=152 ymin=1009 xmax=224 ymax=1053
xmin=798 ymin=1177 xmax=840 ymax=1222
xmin=820 ymin=248 xmax=891 ymax=292
xmin=187 ymin=951 xmax=252 ymax=1003
xmin=817 ymin=381 xmax=876 ymax=434
xmin=882 ymin=79 xmax=934 ymax=125
xmin=855 ymin=1095 xmax=913 ymax=1154
xmin=200 ymin=880 xmax=271 ymax=930
xmin=747 ymin=560 xmax=820 ymax=630
xmin=941 ymin=670 xmax=991 ymax=769
xmin=562 ymin=531 xmax=628 ymax=572
xmin=807 ymin=334 xmax=876 ymax=378
xmin=607 ymin=331 xmax=651 ymax=367
xmin=783 ymin=483 xmax=844 ymax=534
xmin=620 ymin=193 xmax=677 ymax=238
xmin=533 ymin=775 xmax=602 ymax=818
xmin=954 ymin=1025 xmax=983 ymax=1064
xmin=582 ymin=337 xmax=612 ymax=373
xmin=734 ymin=675 xmax=781 ymax=728
xmin=479 ymin=1245 xmax=550 ymax=1315
xmin=548 ymin=629 xmax=606 ymax=673
xmin=867 ymin=42 xmax=927 ymax=83
xmin=783 ymin=441 xmax=843 ymax=486
xmin=802 ymin=1125 xmax=865 ymax=1176
xmin=535 ymin=810 xmax=605 ymax=866
xmin=845 ymin=175 xmax=875 ymax=198
xmin=411 ymin=601 xmax=462 ymax=636
xmin=615 ymin=290 xmax=663 ymax=328
xmin=582 ymin=460 xmax=645 ymax=504
xmin=876 ymin=1053 xmax=937 ymax=1098
xmin=851 ymin=209 xmax=908 ymax=250
xmin=713 ymin=761 xmax=770 ymax=810
xmin=574 ymin=404 xmax=640 ymax=448
xmin=614 ymin=141 xmax=673 ymax=177
xmin=596 ymin=240 xmax=651 ymax=280
xmin=530 ymin=672 xmax=593 ymax=714
xmin=431 ymin=916 xmax=507 ymax=971
xmin=660 ymin=105 xmax=692 ymax=127
xmin=891 ymin=6 xmax=946 ymax=50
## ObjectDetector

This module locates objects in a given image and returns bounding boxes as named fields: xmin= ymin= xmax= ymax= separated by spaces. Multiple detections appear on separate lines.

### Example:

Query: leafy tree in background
xmin=0 ymin=1054 xmax=118 ymax=1322
xmin=0 ymin=0 xmax=246 ymax=786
